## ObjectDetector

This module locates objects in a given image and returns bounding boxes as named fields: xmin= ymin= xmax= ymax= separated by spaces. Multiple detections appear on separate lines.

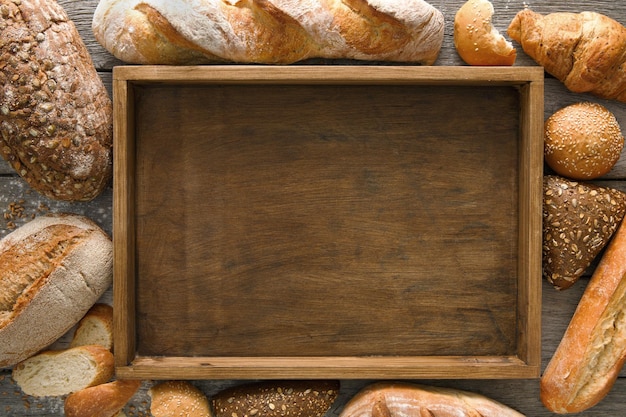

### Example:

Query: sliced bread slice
xmin=12 ymin=345 xmax=114 ymax=397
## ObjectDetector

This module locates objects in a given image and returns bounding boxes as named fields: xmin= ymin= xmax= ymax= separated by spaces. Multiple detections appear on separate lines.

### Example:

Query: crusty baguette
xmin=508 ymin=9 xmax=626 ymax=103
xmin=541 ymin=219 xmax=626 ymax=413
xmin=339 ymin=382 xmax=524 ymax=417
xmin=0 ymin=213 xmax=112 ymax=368
xmin=70 ymin=303 xmax=114 ymax=351
xmin=149 ymin=381 xmax=211 ymax=417
xmin=212 ymin=380 xmax=340 ymax=417
xmin=0 ymin=0 xmax=113 ymax=201
xmin=92 ymin=0 xmax=445 ymax=65
xmin=65 ymin=379 xmax=141 ymax=417
xmin=12 ymin=345 xmax=114 ymax=397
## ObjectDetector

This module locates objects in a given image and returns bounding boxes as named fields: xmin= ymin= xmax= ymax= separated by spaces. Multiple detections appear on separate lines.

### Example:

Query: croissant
xmin=508 ymin=9 xmax=626 ymax=103
xmin=92 ymin=0 xmax=445 ymax=65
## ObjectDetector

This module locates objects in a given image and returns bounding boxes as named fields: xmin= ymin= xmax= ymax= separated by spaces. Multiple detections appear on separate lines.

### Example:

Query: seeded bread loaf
xmin=0 ymin=213 xmax=113 ymax=368
xmin=0 ymin=0 xmax=113 ymax=201
xmin=542 ymin=175 xmax=626 ymax=290
xmin=70 ymin=303 xmax=114 ymax=351
xmin=65 ymin=379 xmax=142 ymax=417
xmin=12 ymin=344 xmax=114 ymax=397
xmin=211 ymin=380 xmax=340 ymax=417
xmin=339 ymin=382 xmax=524 ymax=417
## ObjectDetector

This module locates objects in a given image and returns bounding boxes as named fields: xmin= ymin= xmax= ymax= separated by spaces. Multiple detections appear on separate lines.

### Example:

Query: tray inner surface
xmin=134 ymin=83 xmax=520 ymax=358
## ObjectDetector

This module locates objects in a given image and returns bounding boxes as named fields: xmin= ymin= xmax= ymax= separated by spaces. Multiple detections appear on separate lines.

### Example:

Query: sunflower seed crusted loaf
xmin=543 ymin=175 xmax=626 ymax=290
xmin=0 ymin=0 xmax=112 ymax=201
xmin=211 ymin=380 xmax=340 ymax=417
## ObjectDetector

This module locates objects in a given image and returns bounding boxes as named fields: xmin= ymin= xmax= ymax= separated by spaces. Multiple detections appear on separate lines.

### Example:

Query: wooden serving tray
xmin=113 ymin=66 xmax=543 ymax=380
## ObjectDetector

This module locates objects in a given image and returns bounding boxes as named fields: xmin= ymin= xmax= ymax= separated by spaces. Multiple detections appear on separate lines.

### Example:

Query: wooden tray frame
xmin=113 ymin=66 xmax=543 ymax=380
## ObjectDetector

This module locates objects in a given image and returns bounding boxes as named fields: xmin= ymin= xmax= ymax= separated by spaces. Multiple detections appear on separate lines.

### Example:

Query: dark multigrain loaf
xmin=0 ymin=0 xmax=112 ymax=201
xmin=542 ymin=175 xmax=626 ymax=290
xmin=211 ymin=380 xmax=340 ymax=417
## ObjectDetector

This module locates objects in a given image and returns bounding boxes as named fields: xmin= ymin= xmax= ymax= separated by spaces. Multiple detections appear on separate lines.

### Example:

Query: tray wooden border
xmin=113 ymin=66 xmax=544 ymax=380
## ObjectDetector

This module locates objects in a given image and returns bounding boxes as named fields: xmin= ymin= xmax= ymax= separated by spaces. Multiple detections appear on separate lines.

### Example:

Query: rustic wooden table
xmin=2 ymin=0 xmax=626 ymax=415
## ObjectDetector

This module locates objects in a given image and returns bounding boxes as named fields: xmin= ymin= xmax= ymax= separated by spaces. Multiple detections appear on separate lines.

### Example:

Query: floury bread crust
xmin=92 ymin=0 xmax=445 ymax=65
xmin=0 ymin=213 xmax=112 ymax=368
xmin=0 ymin=0 xmax=113 ymax=201
xmin=338 ymin=382 xmax=525 ymax=417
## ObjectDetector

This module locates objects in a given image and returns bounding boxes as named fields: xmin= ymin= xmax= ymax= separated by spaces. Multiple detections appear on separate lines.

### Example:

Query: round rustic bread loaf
xmin=149 ymin=381 xmax=211 ymax=417
xmin=544 ymin=102 xmax=624 ymax=180
xmin=0 ymin=213 xmax=112 ymax=368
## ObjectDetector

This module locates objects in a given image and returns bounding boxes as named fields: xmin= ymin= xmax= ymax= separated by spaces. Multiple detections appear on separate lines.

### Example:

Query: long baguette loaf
xmin=92 ymin=0 xmax=445 ymax=65
xmin=541 ymin=219 xmax=626 ymax=413
xmin=339 ymin=382 xmax=525 ymax=417
xmin=0 ymin=0 xmax=113 ymax=201
xmin=0 ymin=213 xmax=112 ymax=368
xmin=65 ymin=379 xmax=141 ymax=417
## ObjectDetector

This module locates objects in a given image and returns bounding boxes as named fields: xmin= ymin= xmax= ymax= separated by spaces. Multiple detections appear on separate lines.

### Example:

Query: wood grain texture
xmin=1 ymin=0 xmax=626 ymax=416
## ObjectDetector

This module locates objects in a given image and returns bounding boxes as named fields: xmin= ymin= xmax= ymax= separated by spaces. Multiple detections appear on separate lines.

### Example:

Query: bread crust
xmin=92 ymin=0 xmax=445 ymax=65
xmin=0 ymin=0 xmax=113 ymax=201
xmin=0 ymin=213 xmax=112 ymax=368
xmin=541 ymin=220 xmax=626 ymax=413
xmin=453 ymin=0 xmax=516 ymax=65
xmin=65 ymin=379 xmax=141 ymax=417
xmin=338 ymin=381 xmax=524 ymax=417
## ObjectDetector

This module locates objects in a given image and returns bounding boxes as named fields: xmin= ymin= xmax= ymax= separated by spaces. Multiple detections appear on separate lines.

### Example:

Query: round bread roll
xmin=545 ymin=102 xmax=624 ymax=180
xmin=149 ymin=381 xmax=211 ymax=417
xmin=453 ymin=0 xmax=516 ymax=65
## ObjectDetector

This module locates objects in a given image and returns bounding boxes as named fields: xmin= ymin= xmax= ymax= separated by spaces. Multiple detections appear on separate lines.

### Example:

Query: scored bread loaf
xmin=0 ymin=213 xmax=113 ymax=368
xmin=70 ymin=303 xmax=114 ymax=351
xmin=65 ymin=379 xmax=142 ymax=417
xmin=92 ymin=0 xmax=445 ymax=65
xmin=0 ymin=0 xmax=112 ymax=201
xmin=149 ymin=381 xmax=211 ymax=417
xmin=541 ymin=219 xmax=626 ymax=413
xmin=12 ymin=344 xmax=114 ymax=397
xmin=211 ymin=380 xmax=340 ymax=417
xmin=339 ymin=382 xmax=524 ymax=417
xmin=508 ymin=9 xmax=626 ymax=103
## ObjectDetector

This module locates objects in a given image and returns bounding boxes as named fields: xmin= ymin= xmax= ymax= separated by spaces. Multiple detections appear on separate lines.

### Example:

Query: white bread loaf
xmin=339 ymin=382 xmax=525 ymax=417
xmin=0 ymin=213 xmax=112 ymax=368
xmin=92 ymin=0 xmax=445 ymax=65
xmin=70 ymin=303 xmax=114 ymax=351
xmin=541 ymin=219 xmax=626 ymax=413
xmin=64 ymin=379 xmax=142 ymax=417
xmin=12 ymin=344 xmax=114 ymax=397
xmin=0 ymin=0 xmax=113 ymax=201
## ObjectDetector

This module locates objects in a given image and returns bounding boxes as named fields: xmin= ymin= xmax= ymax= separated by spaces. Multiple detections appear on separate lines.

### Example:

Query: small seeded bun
xmin=453 ymin=0 xmax=516 ymax=65
xmin=149 ymin=381 xmax=211 ymax=417
xmin=545 ymin=102 xmax=624 ymax=180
